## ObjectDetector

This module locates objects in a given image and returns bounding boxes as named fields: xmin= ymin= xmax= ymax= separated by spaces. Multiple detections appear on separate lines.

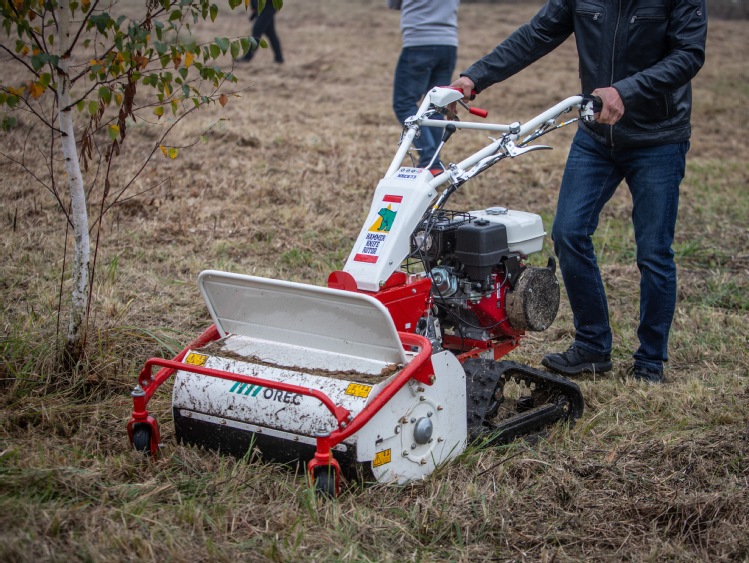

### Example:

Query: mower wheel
xmin=313 ymin=466 xmax=338 ymax=498
xmin=132 ymin=424 xmax=152 ymax=454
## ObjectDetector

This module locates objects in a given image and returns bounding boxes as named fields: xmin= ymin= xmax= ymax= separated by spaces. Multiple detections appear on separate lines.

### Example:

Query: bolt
xmin=411 ymin=443 xmax=417 ymax=450
xmin=429 ymin=375 xmax=436 ymax=384
xmin=419 ymin=396 xmax=426 ymax=402
xmin=437 ymin=405 xmax=443 ymax=411
xmin=394 ymin=426 xmax=400 ymax=434
xmin=438 ymin=437 xmax=443 ymax=442
xmin=410 ymin=417 xmax=416 ymax=423
xmin=420 ymin=459 xmax=427 ymax=465
xmin=416 ymin=386 xmax=425 ymax=392
xmin=402 ymin=450 xmax=409 ymax=457
xmin=427 ymin=411 xmax=433 ymax=417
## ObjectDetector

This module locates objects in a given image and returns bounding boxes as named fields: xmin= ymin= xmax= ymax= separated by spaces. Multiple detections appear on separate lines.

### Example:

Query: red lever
xmin=468 ymin=107 xmax=489 ymax=118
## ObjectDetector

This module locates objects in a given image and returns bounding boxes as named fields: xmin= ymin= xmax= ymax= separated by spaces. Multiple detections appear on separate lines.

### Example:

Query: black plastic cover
xmin=455 ymin=219 xmax=510 ymax=281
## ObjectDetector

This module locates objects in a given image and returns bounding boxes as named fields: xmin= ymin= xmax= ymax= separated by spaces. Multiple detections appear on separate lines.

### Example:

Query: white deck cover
xmin=197 ymin=270 xmax=408 ymax=374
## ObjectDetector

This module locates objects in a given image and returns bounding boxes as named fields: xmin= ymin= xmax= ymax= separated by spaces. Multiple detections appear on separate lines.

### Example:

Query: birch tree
xmin=0 ymin=0 xmax=279 ymax=363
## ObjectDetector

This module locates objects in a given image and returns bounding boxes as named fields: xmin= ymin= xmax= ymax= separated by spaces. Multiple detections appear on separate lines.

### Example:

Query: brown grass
xmin=1 ymin=0 xmax=748 ymax=561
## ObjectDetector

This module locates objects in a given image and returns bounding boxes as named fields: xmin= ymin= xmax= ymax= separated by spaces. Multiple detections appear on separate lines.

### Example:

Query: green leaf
xmin=98 ymin=86 xmax=112 ymax=105
xmin=171 ymin=100 xmax=178 ymax=115
xmin=88 ymin=100 xmax=98 ymax=116
xmin=76 ymin=100 xmax=86 ymax=112
xmin=230 ymin=41 xmax=240 ymax=59
xmin=215 ymin=37 xmax=230 ymax=54
xmin=272 ymin=0 xmax=283 ymax=9
xmin=30 ymin=53 xmax=44 ymax=72
xmin=169 ymin=9 xmax=182 ymax=22
xmin=209 ymin=44 xmax=220 ymax=59
xmin=154 ymin=106 xmax=164 ymax=117
xmin=209 ymin=4 xmax=218 ymax=22
xmin=154 ymin=41 xmax=167 ymax=56
xmin=228 ymin=0 xmax=241 ymax=8
xmin=2 ymin=115 xmax=18 ymax=132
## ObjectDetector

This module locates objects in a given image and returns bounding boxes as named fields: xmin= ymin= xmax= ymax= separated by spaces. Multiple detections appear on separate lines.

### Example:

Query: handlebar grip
xmin=583 ymin=94 xmax=603 ymax=114
xmin=468 ymin=107 xmax=489 ymax=118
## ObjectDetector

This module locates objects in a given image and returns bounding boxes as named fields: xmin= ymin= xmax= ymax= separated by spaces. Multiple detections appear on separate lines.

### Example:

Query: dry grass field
xmin=1 ymin=0 xmax=748 ymax=561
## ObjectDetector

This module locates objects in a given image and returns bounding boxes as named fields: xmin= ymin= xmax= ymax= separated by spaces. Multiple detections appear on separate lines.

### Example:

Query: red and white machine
xmin=128 ymin=87 xmax=599 ymax=496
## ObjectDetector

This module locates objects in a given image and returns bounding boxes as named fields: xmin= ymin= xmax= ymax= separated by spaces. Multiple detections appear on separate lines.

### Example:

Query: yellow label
xmin=373 ymin=449 xmax=391 ymax=467
xmin=345 ymin=383 xmax=372 ymax=398
xmin=184 ymin=352 xmax=208 ymax=366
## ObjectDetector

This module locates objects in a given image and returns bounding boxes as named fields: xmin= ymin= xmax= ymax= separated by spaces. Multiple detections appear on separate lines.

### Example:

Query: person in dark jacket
xmin=451 ymin=0 xmax=707 ymax=383
xmin=238 ymin=0 xmax=283 ymax=63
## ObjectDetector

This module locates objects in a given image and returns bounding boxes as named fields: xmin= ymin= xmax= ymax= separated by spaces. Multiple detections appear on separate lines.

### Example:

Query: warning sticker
xmin=184 ymin=352 xmax=208 ymax=366
xmin=345 ymin=383 xmax=373 ymax=398
xmin=353 ymin=194 xmax=402 ymax=264
xmin=373 ymin=449 xmax=392 ymax=467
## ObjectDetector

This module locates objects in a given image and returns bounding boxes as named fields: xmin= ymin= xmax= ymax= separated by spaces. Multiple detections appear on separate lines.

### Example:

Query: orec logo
xmin=229 ymin=381 xmax=302 ymax=405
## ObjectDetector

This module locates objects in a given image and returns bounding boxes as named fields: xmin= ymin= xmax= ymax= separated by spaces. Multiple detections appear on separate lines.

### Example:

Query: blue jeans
xmin=552 ymin=129 xmax=688 ymax=372
xmin=393 ymin=45 xmax=457 ymax=169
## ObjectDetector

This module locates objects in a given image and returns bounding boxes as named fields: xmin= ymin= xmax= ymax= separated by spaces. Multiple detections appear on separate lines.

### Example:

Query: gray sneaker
xmin=542 ymin=344 xmax=612 ymax=376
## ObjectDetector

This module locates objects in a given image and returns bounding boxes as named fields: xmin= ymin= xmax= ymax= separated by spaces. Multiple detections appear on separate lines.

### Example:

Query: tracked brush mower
xmin=128 ymin=87 xmax=598 ymax=496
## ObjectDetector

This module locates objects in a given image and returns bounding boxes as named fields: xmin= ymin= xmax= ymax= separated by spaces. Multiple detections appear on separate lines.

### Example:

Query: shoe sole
xmin=541 ymin=356 xmax=613 ymax=376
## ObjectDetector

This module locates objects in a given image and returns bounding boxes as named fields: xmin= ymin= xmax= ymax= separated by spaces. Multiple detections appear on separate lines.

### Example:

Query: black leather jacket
xmin=461 ymin=0 xmax=707 ymax=147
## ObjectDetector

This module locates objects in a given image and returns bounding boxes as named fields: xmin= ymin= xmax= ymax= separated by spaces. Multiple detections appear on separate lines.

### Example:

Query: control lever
xmin=426 ymin=123 xmax=457 ymax=172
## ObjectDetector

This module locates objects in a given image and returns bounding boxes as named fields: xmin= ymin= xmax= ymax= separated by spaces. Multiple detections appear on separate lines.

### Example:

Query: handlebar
xmin=386 ymin=88 xmax=602 ymax=181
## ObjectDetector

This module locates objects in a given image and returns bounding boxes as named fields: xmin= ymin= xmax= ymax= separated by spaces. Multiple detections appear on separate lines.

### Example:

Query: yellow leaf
xmin=167 ymin=147 xmax=178 ymax=159
xmin=154 ymin=106 xmax=164 ymax=118
xmin=82 ymin=0 xmax=90 ymax=10
xmin=115 ymin=93 xmax=123 ymax=105
xmin=108 ymin=124 xmax=120 ymax=140
xmin=29 ymin=82 xmax=44 ymax=99
xmin=159 ymin=145 xmax=167 ymax=157
xmin=21 ymin=46 xmax=29 ymax=56
xmin=184 ymin=52 xmax=194 ymax=68
xmin=219 ymin=93 xmax=228 ymax=107
xmin=8 ymin=85 xmax=26 ymax=96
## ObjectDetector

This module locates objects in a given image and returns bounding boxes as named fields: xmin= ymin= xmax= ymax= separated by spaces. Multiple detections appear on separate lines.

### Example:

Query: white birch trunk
xmin=58 ymin=0 xmax=90 ymax=359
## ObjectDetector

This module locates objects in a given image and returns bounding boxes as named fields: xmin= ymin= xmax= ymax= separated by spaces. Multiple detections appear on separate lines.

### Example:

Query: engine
xmin=411 ymin=208 xmax=560 ymax=352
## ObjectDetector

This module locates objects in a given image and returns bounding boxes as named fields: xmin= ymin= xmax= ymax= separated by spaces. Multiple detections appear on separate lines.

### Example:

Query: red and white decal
xmin=353 ymin=194 xmax=403 ymax=263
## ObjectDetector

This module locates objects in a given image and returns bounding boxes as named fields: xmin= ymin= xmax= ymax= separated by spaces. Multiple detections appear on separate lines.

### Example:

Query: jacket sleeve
xmin=387 ymin=0 xmax=402 ymax=9
xmin=613 ymin=0 xmax=707 ymax=108
xmin=461 ymin=0 xmax=574 ymax=93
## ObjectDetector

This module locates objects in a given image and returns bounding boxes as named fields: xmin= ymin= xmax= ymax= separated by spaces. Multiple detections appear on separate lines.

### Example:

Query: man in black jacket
xmin=451 ymin=0 xmax=707 ymax=383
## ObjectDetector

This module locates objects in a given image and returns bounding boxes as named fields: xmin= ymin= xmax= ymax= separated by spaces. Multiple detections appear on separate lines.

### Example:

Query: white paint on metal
xmin=356 ymin=350 xmax=467 ymax=484
xmin=198 ymin=271 xmax=407 ymax=370
xmin=342 ymin=170 xmax=436 ymax=292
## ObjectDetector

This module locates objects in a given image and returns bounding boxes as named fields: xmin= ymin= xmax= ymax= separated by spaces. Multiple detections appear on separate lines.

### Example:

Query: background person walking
xmin=388 ymin=0 xmax=460 ymax=172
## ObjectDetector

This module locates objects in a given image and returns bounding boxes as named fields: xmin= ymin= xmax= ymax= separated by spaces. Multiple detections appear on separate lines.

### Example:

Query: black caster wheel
xmin=313 ymin=466 xmax=338 ymax=498
xmin=132 ymin=424 xmax=152 ymax=454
